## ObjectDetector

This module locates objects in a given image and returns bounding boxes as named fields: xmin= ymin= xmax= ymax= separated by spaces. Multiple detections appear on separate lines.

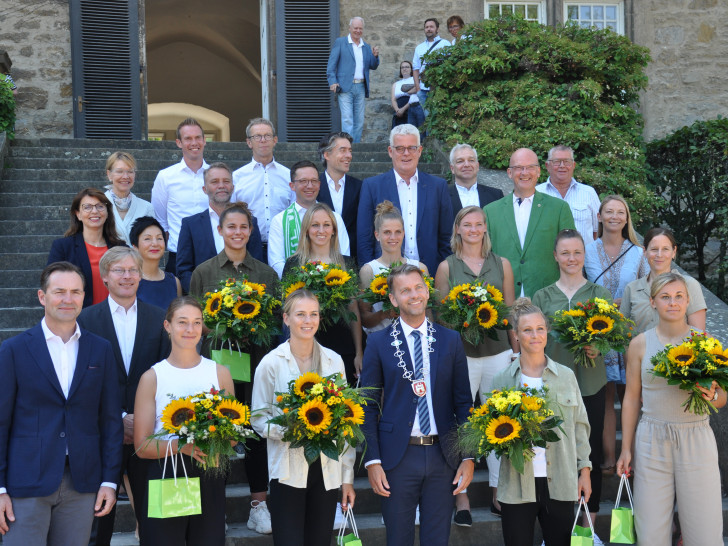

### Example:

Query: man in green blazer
xmin=484 ymin=148 xmax=575 ymax=299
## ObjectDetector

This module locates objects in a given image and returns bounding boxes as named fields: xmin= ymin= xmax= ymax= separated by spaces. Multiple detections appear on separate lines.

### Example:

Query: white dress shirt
xmin=107 ymin=296 xmax=138 ymax=375
xmin=395 ymin=169 xmax=419 ymax=262
xmin=399 ymin=319 xmax=439 ymax=437
xmin=267 ymin=202 xmax=351 ymax=278
xmin=208 ymin=207 xmax=224 ymax=253
xmin=348 ymin=34 xmax=364 ymax=80
xmin=325 ymin=171 xmax=346 ymax=216
xmin=151 ymin=159 xmax=209 ymax=252
xmin=232 ymin=159 xmax=294 ymax=243
xmin=456 ymin=183 xmax=480 ymax=208
xmin=536 ymin=178 xmax=600 ymax=243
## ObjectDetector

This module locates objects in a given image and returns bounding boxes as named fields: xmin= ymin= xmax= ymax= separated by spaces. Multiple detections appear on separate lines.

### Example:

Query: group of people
xmin=0 ymin=113 xmax=723 ymax=546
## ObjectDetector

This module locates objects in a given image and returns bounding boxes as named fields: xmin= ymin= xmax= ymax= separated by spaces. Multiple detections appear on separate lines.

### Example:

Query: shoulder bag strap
xmin=593 ymin=243 xmax=635 ymax=284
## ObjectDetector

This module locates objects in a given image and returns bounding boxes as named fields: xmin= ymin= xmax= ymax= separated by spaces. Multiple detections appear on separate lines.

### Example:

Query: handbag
xmin=336 ymin=507 xmax=362 ymax=545
xmin=610 ymin=473 xmax=636 ymax=543
xmin=211 ymin=344 xmax=251 ymax=382
xmin=571 ymin=496 xmax=595 ymax=546
xmin=148 ymin=441 xmax=202 ymax=518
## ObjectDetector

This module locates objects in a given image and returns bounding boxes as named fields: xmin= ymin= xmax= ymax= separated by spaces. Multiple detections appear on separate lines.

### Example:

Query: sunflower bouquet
xmin=280 ymin=261 xmax=358 ymax=331
xmin=438 ymin=282 xmax=512 ymax=346
xmin=550 ymin=297 xmax=635 ymax=368
xmin=359 ymin=264 xmax=436 ymax=313
xmin=649 ymin=331 xmax=728 ymax=415
xmin=154 ymin=387 xmax=258 ymax=475
xmin=268 ymin=371 xmax=369 ymax=464
xmin=458 ymin=387 xmax=563 ymax=474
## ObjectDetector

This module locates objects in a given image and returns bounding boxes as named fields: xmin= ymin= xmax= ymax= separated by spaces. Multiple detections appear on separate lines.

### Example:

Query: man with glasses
xmin=536 ymin=145 xmax=600 ymax=243
xmin=77 ymin=247 xmax=170 ymax=546
xmin=357 ymin=124 xmax=453 ymax=274
xmin=233 ymin=118 xmax=295 ymax=263
xmin=267 ymin=160 xmax=350 ymax=278
xmin=484 ymin=148 xmax=575 ymax=298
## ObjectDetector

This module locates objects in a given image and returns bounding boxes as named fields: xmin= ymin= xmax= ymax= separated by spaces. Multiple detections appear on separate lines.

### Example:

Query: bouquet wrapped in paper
xmin=280 ymin=261 xmax=358 ymax=331
xmin=458 ymin=386 xmax=563 ymax=474
xmin=360 ymin=263 xmax=435 ymax=313
xmin=268 ymin=372 xmax=369 ymax=464
xmin=650 ymin=331 xmax=728 ymax=415
xmin=438 ymin=282 xmax=511 ymax=346
xmin=551 ymin=297 xmax=635 ymax=368
xmin=153 ymin=387 xmax=258 ymax=475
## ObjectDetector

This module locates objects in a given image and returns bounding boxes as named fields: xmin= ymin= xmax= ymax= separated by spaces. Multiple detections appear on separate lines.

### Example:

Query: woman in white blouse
xmin=251 ymin=289 xmax=355 ymax=544
xmin=104 ymin=151 xmax=154 ymax=244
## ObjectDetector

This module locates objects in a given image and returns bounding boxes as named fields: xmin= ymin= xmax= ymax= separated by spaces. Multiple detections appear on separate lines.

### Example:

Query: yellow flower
xmin=310 ymin=383 xmax=325 ymax=395
xmin=298 ymin=399 xmax=332 ymax=433
xmin=562 ymin=309 xmax=586 ymax=318
xmin=448 ymin=284 xmax=470 ymax=301
xmin=341 ymin=398 xmax=365 ymax=425
xmin=710 ymin=347 xmax=728 ymax=366
xmin=324 ymin=269 xmax=351 ymax=286
xmin=701 ymin=337 xmax=721 ymax=353
xmin=160 ymin=399 xmax=196 ymax=432
xmin=204 ymin=293 xmax=223 ymax=317
xmin=284 ymin=281 xmax=306 ymax=298
xmin=476 ymin=301 xmax=498 ymax=329
xmin=486 ymin=284 xmax=504 ymax=302
xmin=223 ymin=294 xmax=235 ymax=308
xmin=217 ymin=399 xmax=250 ymax=425
xmin=370 ymin=276 xmax=388 ymax=296
xmin=471 ymin=405 xmax=489 ymax=418
xmin=485 ymin=415 xmax=522 ymax=445
xmin=521 ymin=396 xmax=543 ymax=411
xmin=294 ymin=372 xmax=323 ymax=397
xmin=246 ymin=282 xmax=266 ymax=296
xmin=586 ymin=315 xmax=614 ymax=335
xmin=667 ymin=344 xmax=696 ymax=367
xmin=233 ymin=299 xmax=261 ymax=320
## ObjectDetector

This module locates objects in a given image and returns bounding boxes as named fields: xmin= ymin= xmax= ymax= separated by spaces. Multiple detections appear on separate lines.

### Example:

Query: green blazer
xmin=484 ymin=192 xmax=575 ymax=298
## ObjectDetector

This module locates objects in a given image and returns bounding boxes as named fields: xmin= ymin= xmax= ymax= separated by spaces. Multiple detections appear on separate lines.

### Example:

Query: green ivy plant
xmin=422 ymin=16 xmax=659 ymax=225
xmin=0 ymin=76 xmax=16 ymax=140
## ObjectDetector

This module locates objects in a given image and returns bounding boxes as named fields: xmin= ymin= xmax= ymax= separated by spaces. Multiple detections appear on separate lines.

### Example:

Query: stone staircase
xmin=0 ymin=137 xmax=448 ymax=344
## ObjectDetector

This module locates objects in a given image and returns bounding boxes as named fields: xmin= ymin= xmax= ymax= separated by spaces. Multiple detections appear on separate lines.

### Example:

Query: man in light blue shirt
xmin=412 ymin=18 xmax=449 ymax=117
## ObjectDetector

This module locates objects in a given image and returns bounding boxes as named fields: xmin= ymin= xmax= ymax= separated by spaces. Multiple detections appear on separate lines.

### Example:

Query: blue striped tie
xmin=412 ymin=331 xmax=431 ymax=435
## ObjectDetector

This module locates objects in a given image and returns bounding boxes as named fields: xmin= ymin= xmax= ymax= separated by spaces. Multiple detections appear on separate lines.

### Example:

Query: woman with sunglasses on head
xmin=47 ymin=187 xmax=126 ymax=308
xmin=104 ymin=151 xmax=154 ymax=244
xmin=391 ymin=60 xmax=424 ymax=130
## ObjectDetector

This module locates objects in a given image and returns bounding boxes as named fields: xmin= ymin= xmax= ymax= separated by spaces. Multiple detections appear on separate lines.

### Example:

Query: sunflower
xmin=485 ymin=415 xmax=522 ymax=445
xmin=448 ymin=283 xmax=470 ymax=301
xmin=563 ymin=309 xmax=586 ymax=318
xmin=324 ymin=269 xmax=351 ymax=286
xmin=521 ymin=396 xmax=543 ymax=412
xmin=486 ymin=284 xmax=504 ymax=302
xmin=471 ymin=404 xmax=490 ymax=418
xmin=370 ymin=276 xmax=388 ymax=296
xmin=233 ymin=299 xmax=261 ymax=320
xmin=217 ymin=399 xmax=250 ymax=425
xmin=204 ymin=293 xmax=223 ymax=317
xmin=667 ymin=345 xmax=696 ymax=367
xmin=710 ymin=347 xmax=728 ymax=366
xmin=294 ymin=372 xmax=323 ymax=397
xmin=585 ymin=315 xmax=614 ymax=335
xmin=298 ymin=399 xmax=332 ymax=433
xmin=246 ymin=282 xmax=266 ymax=296
xmin=476 ymin=301 xmax=498 ymax=329
xmin=341 ymin=398 xmax=365 ymax=425
xmin=284 ymin=281 xmax=306 ymax=298
xmin=160 ymin=399 xmax=196 ymax=432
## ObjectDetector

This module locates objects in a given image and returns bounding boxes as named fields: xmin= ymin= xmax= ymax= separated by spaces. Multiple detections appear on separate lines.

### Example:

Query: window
xmin=485 ymin=2 xmax=546 ymax=24
xmin=564 ymin=2 xmax=624 ymax=34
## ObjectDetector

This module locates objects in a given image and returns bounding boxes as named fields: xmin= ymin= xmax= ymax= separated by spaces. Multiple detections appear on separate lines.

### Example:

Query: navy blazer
xmin=176 ymin=210 xmax=264 ymax=293
xmin=47 ymin=233 xmax=127 ymax=308
xmin=317 ymin=171 xmax=362 ymax=264
xmin=357 ymin=170 xmax=454 ymax=274
xmin=326 ymin=36 xmax=380 ymax=97
xmin=78 ymin=299 xmax=170 ymax=415
xmin=0 ymin=323 xmax=123 ymax=497
xmin=360 ymin=321 xmax=472 ymax=470
xmin=448 ymin=183 xmax=504 ymax=219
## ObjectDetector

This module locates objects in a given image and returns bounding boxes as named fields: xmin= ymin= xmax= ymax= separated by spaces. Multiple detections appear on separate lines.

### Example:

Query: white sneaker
xmin=334 ymin=502 xmax=345 ymax=530
xmin=592 ymin=532 xmax=604 ymax=546
xmin=247 ymin=500 xmax=272 ymax=534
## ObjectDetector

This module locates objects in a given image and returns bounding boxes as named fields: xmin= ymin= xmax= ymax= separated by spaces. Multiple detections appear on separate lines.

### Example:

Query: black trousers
xmin=165 ymin=251 xmax=177 ymax=276
xmin=134 ymin=454 xmax=227 ymax=546
xmin=234 ymin=379 xmax=269 ymax=493
xmin=582 ymin=386 xmax=606 ymax=514
xmin=500 ymin=477 xmax=575 ymax=546
xmin=268 ymin=458 xmax=339 ymax=546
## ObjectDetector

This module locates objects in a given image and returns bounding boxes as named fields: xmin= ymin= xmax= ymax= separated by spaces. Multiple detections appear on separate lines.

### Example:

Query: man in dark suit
xmin=357 ymin=124 xmax=454 ymax=274
xmin=0 ymin=262 xmax=122 ymax=544
xmin=361 ymin=264 xmax=473 ymax=545
xmin=317 ymin=132 xmax=362 ymax=264
xmin=176 ymin=162 xmax=263 ymax=293
xmin=448 ymin=143 xmax=503 ymax=218
xmin=77 ymin=247 xmax=170 ymax=546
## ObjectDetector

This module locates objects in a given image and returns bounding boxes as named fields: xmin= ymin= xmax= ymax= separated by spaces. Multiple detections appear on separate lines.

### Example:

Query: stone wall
xmin=0 ymin=0 xmax=73 ymax=138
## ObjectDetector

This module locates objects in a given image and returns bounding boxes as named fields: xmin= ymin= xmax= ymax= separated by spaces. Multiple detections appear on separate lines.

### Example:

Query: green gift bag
xmin=610 ymin=473 xmax=636 ymax=543
xmin=148 ymin=442 xmax=202 ymax=518
xmin=211 ymin=346 xmax=250 ymax=382
xmin=336 ymin=507 xmax=362 ymax=545
xmin=571 ymin=496 xmax=594 ymax=546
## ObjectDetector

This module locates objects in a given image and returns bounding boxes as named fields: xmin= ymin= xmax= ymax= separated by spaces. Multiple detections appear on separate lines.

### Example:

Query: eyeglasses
xmin=80 ymin=204 xmax=107 ymax=212
xmin=110 ymin=169 xmax=135 ymax=176
xmin=248 ymin=134 xmax=274 ymax=142
xmin=109 ymin=268 xmax=140 ymax=276
xmin=547 ymin=159 xmax=574 ymax=167
xmin=392 ymin=145 xmax=420 ymax=155
xmin=293 ymin=179 xmax=319 ymax=187
xmin=508 ymin=164 xmax=539 ymax=173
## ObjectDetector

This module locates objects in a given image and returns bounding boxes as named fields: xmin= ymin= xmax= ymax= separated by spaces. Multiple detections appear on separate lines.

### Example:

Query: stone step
xmin=0 ymin=220 xmax=68 ymax=236
xmin=0 ymin=288 xmax=43 ymax=307
xmin=2 ymin=234 xmax=60 ymax=253
xmin=0 ymin=206 xmax=68 ymax=222
xmin=0 ymin=307 xmax=44 ymax=330
xmin=0 ymin=253 xmax=49 ymax=270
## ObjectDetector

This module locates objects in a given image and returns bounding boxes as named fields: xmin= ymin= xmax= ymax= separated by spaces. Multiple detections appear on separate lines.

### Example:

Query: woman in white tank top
xmin=133 ymin=296 xmax=235 ymax=545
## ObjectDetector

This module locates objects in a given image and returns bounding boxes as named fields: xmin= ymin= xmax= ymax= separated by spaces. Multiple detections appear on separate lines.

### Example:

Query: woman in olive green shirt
xmin=532 ymin=229 xmax=610 ymax=539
